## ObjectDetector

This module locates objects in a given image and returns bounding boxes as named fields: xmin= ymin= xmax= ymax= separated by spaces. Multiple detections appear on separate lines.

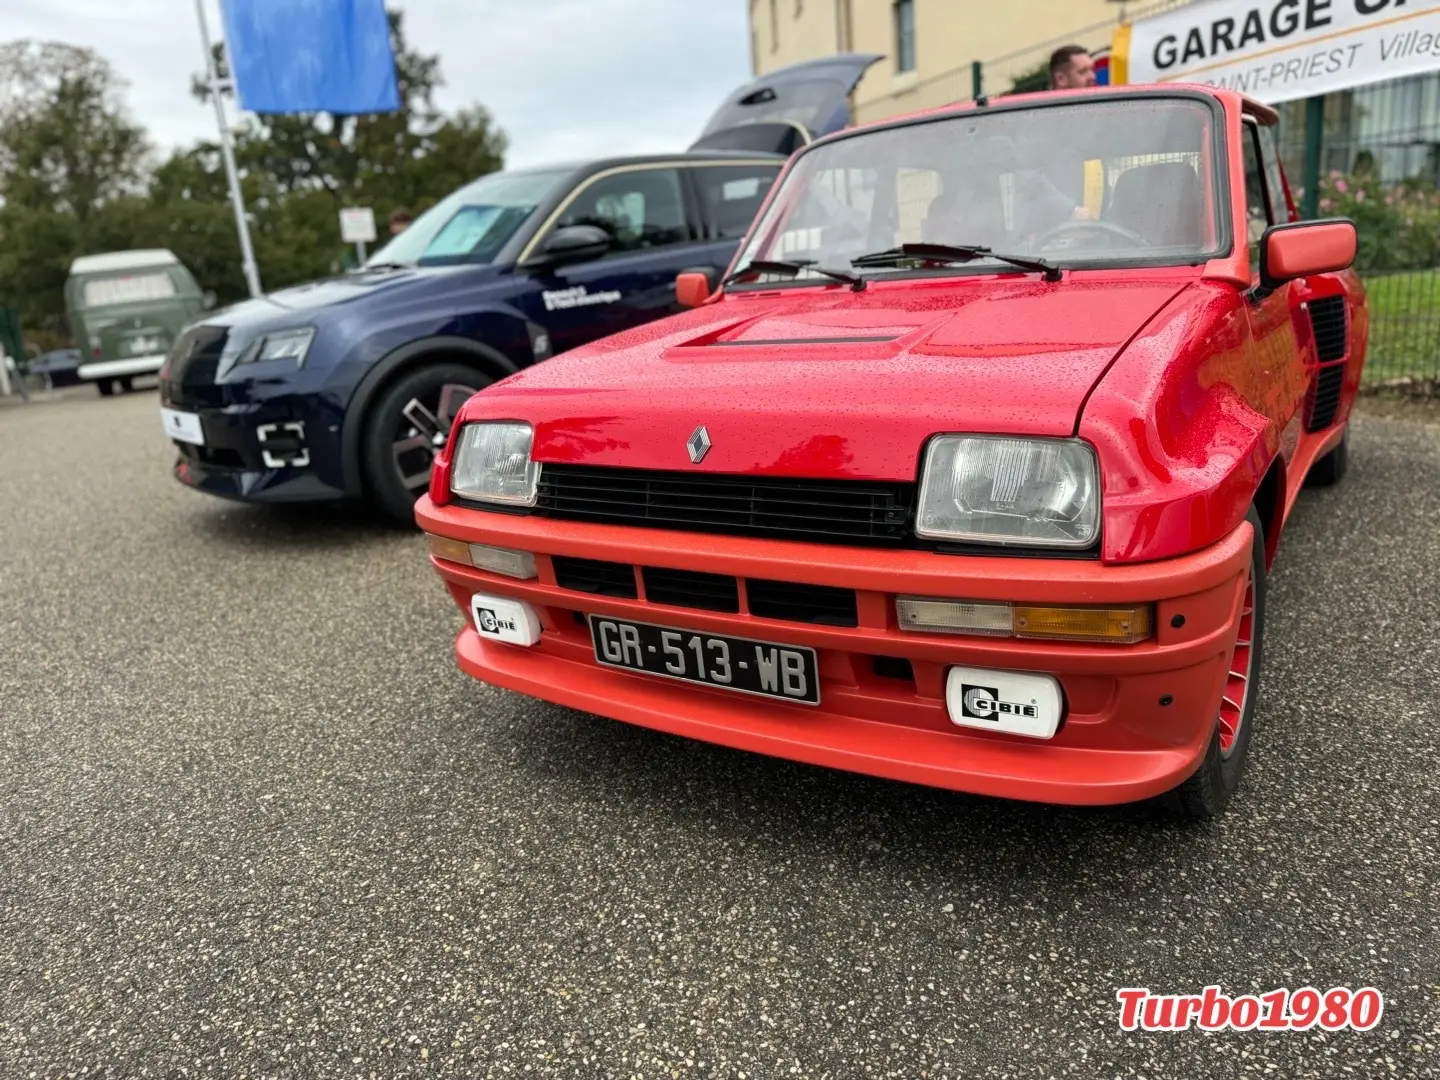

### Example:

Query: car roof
xmin=573 ymin=150 xmax=788 ymax=172
xmin=820 ymin=83 xmax=1274 ymax=146
xmin=70 ymin=249 xmax=180 ymax=275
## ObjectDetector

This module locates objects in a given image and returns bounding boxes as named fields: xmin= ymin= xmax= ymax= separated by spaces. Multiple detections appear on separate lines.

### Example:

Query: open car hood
xmin=690 ymin=53 xmax=884 ymax=156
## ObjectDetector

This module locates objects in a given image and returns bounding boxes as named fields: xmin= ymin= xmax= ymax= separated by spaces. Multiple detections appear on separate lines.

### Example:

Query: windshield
xmin=736 ymin=98 xmax=1222 ymax=280
xmin=365 ymin=169 xmax=570 ymax=267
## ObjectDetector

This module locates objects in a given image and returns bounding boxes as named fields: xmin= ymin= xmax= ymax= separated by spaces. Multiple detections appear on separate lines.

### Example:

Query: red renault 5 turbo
xmin=416 ymin=85 xmax=1365 ymax=819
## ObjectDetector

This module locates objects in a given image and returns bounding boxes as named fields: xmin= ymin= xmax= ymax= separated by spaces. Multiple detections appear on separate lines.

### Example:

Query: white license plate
xmin=160 ymin=407 xmax=205 ymax=446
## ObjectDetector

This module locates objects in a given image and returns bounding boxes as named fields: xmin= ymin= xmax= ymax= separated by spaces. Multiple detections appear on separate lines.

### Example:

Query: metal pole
xmin=971 ymin=60 xmax=983 ymax=101
xmin=1302 ymin=94 xmax=1325 ymax=220
xmin=194 ymin=0 xmax=263 ymax=298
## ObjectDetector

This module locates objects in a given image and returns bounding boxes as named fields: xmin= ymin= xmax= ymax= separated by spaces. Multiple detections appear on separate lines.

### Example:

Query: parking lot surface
xmin=2 ymin=389 xmax=1438 ymax=1078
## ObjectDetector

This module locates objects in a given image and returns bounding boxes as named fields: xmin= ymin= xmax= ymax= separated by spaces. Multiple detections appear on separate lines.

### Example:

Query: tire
xmin=1306 ymin=426 xmax=1349 ymax=487
xmin=361 ymin=362 xmax=489 ymax=523
xmin=1164 ymin=507 xmax=1267 ymax=820
xmin=96 ymin=380 xmax=114 ymax=397
xmin=117 ymin=376 xmax=134 ymax=393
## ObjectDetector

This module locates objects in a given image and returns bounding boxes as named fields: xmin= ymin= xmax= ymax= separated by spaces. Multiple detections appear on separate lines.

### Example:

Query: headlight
xmin=916 ymin=436 xmax=1099 ymax=548
xmin=239 ymin=327 xmax=315 ymax=366
xmin=450 ymin=422 xmax=540 ymax=506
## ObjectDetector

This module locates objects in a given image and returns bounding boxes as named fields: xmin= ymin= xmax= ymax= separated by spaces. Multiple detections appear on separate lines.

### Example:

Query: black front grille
xmin=1309 ymin=296 xmax=1348 ymax=362
xmin=747 ymin=579 xmax=858 ymax=627
xmin=552 ymin=556 xmax=637 ymax=598
xmin=642 ymin=567 xmax=739 ymax=613
xmin=177 ymin=443 xmax=247 ymax=472
xmin=535 ymin=465 xmax=916 ymax=547
xmin=161 ymin=324 xmax=229 ymax=407
xmin=1307 ymin=364 xmax=1346 ymax=431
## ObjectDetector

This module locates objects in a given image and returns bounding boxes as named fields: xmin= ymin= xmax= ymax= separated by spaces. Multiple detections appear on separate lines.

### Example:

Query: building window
xmin=894 ymin=0 xmax=916 ymax=74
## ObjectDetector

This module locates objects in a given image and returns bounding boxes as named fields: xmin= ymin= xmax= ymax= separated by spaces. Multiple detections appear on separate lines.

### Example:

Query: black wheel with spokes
xmin=362 ymin=362 xmax=488 ymax=522
xmin=1164 ymin=507 xmax=1267 ymax=820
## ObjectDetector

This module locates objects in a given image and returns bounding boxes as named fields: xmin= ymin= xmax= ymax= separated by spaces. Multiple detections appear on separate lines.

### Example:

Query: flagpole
xmin=194 ymin=0 xmax=263 ymax=299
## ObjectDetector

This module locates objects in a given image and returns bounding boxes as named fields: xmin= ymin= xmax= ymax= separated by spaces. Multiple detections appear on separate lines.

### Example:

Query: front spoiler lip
xmin=419 ymin=499 xmax=1255 ymax=805
xmin=453 ymin=627 xmax=1211 ymax=806
xmin=173 ymin=456 xmax=344 ymax=503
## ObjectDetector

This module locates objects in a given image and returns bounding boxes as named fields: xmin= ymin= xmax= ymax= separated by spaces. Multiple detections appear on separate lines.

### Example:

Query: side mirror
xmin=1259 ymin=219 xmax=1357 ymax=291
xmin=519 ymin=224 xmax=612 ymax=271
xmin=202 ymin=290 xmax=218 ymax=310
xmin=676 ymin=268 xmax=719 ymax=308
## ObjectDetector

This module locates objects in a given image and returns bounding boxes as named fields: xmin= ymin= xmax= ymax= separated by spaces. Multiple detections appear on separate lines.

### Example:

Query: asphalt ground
xmin=1 ymin=386 xmax=1438 ymax=1079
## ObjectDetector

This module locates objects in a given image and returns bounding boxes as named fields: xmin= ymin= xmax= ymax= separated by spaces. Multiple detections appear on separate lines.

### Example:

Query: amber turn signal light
xmin=897 ymin=597 xmax=1152 ymax=644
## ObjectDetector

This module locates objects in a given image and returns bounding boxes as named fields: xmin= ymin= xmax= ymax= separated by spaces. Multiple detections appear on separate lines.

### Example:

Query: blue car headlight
xmin=238 ymin=327 xmax=316 ymax=366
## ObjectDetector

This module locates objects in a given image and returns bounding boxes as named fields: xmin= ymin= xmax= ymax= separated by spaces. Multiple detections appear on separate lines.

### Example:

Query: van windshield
xmin=736 ymin=97 xmax=1223 ymax=279
xmin=81 ymin=272 xmax=178 ymax=309
xmin=366 ymin=169 xmax=571 ymax=268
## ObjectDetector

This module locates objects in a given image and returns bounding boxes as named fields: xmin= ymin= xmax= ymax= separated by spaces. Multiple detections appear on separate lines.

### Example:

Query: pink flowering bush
xmin=1307 ymin=169 xmax=1440 ymax=271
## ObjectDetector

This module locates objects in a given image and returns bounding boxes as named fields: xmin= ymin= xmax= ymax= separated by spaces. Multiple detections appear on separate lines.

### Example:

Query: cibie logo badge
xmin=475 ymin=607 xmax=518 ymax=635
xmin=960 ymin=684 xmax=1040 ymax=721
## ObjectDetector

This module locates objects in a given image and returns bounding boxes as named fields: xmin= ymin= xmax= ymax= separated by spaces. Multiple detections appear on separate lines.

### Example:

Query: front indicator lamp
xmin=898 ymin=597 xmax=1152 ymax=644
xmin=424 ymin=534 xmax=538 ymax=580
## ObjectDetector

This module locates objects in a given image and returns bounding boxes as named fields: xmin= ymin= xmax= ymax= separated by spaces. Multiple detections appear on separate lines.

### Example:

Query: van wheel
xmin=117 ymin=376 xmax=134 ymax=393
xmin=1163 ymin=507 xmax=1266 ymax=820
xmin=361 ymin=362 xmax=488 ymax=523
xmin=96 ymin=380 xmax=114 ymax=397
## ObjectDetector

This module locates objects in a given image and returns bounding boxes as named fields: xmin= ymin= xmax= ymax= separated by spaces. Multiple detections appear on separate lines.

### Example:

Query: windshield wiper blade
xmin=850 ymin=243 xmax=1061 ymax=282
xmin=722 ymin=258 xmax=866 ymax=291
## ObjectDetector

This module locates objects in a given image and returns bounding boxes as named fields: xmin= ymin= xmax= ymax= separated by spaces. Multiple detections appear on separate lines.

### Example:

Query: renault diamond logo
xmin=686 ymin=425 xmax=712 ymax=464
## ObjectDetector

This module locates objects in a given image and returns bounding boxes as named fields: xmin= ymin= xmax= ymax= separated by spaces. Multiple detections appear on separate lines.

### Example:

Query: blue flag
xmin=220 ymin=0 xmax=401 ymax=115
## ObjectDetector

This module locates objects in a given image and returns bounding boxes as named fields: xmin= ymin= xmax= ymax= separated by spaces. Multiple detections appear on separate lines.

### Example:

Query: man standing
xmin=1049 ymin=45 xmax=1096 ymax=90
xmin=388 ymin=207 xmax=414 ymax=237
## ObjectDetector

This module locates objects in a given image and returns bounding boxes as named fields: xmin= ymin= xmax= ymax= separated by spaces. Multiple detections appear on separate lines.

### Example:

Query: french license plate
xmin=160 ymin=407 xmax=204 ymax=446
xmin=588 ymin=615 xmax=820 ymax=706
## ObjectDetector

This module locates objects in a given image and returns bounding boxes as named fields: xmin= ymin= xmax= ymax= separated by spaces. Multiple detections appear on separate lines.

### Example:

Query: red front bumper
xmin=416 ymin=497 xmax=1254 ymax=806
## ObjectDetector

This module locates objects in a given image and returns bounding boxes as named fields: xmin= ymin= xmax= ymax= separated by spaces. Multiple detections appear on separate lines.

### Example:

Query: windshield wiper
xmin=355 ymin=261 xmax=413 ymax=273
xmin=722 ymin=258 xmax=866 ymax=292
xmin=850 ymin=243 xmax=1061 ymax=282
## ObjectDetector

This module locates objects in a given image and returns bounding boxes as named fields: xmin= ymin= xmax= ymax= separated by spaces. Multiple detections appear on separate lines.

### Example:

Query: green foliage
xmin=1316 ymin=168 xmax=1440 ymax=272
xmin=1008 ymin=60 xmax=1051 ymax=96
xmin=0 ymin=11 xmax=507 ymax=337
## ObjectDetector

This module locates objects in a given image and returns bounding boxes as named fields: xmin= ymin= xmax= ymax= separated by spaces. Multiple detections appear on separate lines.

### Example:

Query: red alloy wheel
xmin=1218 ymin=569 xmax=1255 ymax=759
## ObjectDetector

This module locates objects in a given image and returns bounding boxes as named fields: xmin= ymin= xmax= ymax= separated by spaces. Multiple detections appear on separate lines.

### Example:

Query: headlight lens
xmin=450 ymin=422 xmax=540 ymax=506
xmin=239 ymin=327 xmax=315 ymax=366
xmin=916 ymin=436 xmax=1099 ymax=548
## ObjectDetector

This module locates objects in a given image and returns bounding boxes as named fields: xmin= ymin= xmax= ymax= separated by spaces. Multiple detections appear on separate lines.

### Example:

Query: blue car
xmin=158 ymin=54 xmax=881 ymax=520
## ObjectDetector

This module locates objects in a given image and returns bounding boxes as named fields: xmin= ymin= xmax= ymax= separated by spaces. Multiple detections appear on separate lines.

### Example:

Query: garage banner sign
xmin=1113 ymin=0 xmax=1440 ymax=104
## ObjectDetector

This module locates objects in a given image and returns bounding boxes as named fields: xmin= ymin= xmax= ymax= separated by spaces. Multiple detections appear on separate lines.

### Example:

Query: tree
xmin=0 ymin=10 xmax=509 ymax=332
xmin=0 ymin=42 xmax=150 ymax=327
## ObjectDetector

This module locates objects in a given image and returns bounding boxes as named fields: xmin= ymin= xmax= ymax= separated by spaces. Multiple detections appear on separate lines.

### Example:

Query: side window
xmin=693 ymin=164 xmax=782 ymax=240
xmin=554 ymin=168 xmax=692 ymax=255
xmin=1241 ymin=123 xmax=1273 ymax=261
xmin=1257 ymin=125 xmax=1291 ymax=224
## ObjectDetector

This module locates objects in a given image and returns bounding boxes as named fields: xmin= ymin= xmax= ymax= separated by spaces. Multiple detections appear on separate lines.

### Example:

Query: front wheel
xmin=1164 ymin=506 xmax=1267 ymax=820
xmin=361 ymin=362 xmax=488 ymax=522
xmin=96 ymin=380 xmax=115 ymax=397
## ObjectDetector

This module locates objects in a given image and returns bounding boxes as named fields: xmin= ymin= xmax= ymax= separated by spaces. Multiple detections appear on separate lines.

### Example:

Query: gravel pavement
xmin=1 ymin=388 xmax=1437 ymax=1079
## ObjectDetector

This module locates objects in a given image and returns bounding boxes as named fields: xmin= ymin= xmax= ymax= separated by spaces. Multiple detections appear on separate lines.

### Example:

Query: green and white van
xmin=66 ymin=249 xmax=210 ymax=396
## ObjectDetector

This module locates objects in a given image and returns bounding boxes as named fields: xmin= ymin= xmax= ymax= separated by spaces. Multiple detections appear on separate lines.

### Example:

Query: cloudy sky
xmin=6 ymin=0 xmax=754 ymax=168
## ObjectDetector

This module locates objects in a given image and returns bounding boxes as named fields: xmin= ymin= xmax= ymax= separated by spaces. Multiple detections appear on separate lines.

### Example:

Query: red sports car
xmin=417 ymin=84 xmax=1364 ymax=819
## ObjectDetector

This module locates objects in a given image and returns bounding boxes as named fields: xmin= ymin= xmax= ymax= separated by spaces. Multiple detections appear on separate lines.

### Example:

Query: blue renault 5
xmin=158 ymin=55 xmax=880 ymax=520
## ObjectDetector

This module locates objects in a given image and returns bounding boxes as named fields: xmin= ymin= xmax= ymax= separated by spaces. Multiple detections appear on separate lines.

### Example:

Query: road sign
xmin=340 ymin=208 xmax=378 ymax=244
